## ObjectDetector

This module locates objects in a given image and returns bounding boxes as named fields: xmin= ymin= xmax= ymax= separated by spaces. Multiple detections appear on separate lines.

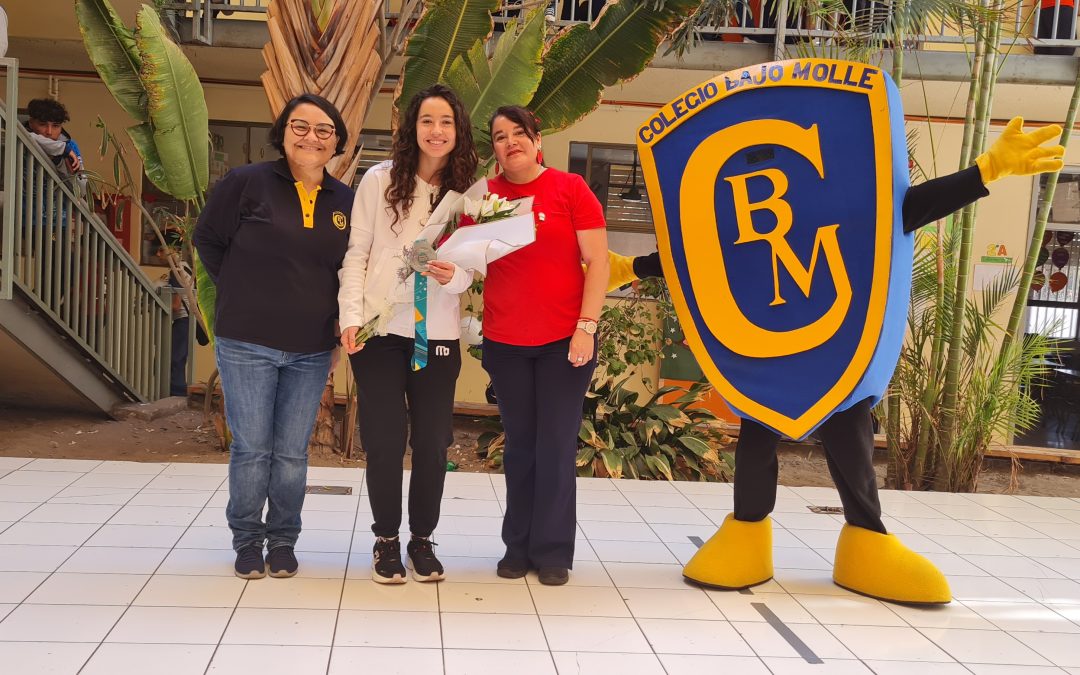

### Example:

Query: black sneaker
xmin=406 ymin=536 xmax=445 ymax=582
xmin=497 ymin=556 xmax=529 ymax=579
xmin=538 ymin=566 xmax=569 ymax=585
xmin=234 ymin=544 xmax=266 ymax=579
xmin=372 ymin=536 xmax=407 ymax=584
xmin=266 ymin=546 xmax=299 ymax=578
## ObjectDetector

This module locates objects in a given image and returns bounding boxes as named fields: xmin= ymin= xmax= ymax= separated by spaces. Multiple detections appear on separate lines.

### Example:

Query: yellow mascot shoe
xmin=683 ymin=514 xmax=773 ymax=589
xmin=833 ymin=524 xmax=951 ymax=605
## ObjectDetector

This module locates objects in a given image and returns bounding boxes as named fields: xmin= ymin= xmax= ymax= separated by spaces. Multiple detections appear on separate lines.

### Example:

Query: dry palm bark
xmin=260 ymin=0 xmax=423 ymax=456
xmin=261 ymin=0 xmax=385 ymax=185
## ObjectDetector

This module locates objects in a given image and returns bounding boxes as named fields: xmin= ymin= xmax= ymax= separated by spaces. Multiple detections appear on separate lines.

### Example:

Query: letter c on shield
xmin=679 ymin=120 xmax=853 ymax=358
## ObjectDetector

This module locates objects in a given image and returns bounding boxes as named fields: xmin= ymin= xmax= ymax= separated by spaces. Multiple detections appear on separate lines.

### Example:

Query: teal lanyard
xmin=412 ymin=272 xmax=428 ymax=370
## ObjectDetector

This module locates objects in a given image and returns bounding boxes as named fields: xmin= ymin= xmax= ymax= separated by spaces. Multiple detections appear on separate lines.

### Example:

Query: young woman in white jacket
xmin=338 ymin=84 xmax=479 ymax=584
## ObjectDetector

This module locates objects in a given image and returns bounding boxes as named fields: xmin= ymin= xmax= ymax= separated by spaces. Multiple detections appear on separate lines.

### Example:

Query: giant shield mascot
xmin=632 ymin=59 xmax=1064 ymax=605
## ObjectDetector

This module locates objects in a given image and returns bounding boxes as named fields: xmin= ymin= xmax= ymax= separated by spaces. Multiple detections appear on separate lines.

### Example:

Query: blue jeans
xmin=215 ymin=336 xmax=332 ymax=552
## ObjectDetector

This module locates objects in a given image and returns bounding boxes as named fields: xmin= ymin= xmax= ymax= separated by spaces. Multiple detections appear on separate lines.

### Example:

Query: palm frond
xmin=907 ymin=127 xmax=929 ymax=183
xmin=665 ymin=0 xmax=741 ymax=56
xmin=262 ymin=0 xmax=386 ymax=185
xmin=529 ymin=0 xmax=700 ymax=134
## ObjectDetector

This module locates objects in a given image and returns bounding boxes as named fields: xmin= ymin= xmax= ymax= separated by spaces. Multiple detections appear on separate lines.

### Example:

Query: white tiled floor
xmin=0 ymin=458 xmax=1078 ymax=674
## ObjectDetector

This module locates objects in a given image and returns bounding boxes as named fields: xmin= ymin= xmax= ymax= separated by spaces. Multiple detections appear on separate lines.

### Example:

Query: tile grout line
xmin=199 ymin=469 xmax=363 ymax=673
xmin=910 ymin=623 xmax=1045 ymax=671
xmin=0 ymin=466 xmax=163 ymax=613
xmin=517 ymin=559 xmax=560 ymax=674
xmin=619 ymin=479 xmax=711 ymax=567
xmin=617 ymin=481 xmax=732 ymax=675
xmin=588 ymin=482 xmax=675 ymax=674
xmin=325 ymin=468 xmax=365 ymax=675
xmin=84 ymin=468 xmax=227 ymax=674
xmin=683 ymin=532 xmax=792 ymax=671
xmin=958 ymin=593 xmax=1080 ymax=640
xmin=0 ymin=459 xmax=35 ymax=483
xmin=9 ymin=464 xmax=170 ymax=674
xmin=201 ymin=470 xmax=249 ymax=675
xmin=750 ymin=602 xmax=824 ymax=665
xmin=4 ymin=463 xmax=1080 ymax=671
xmin=78 ymin=465 xmax=217 ymax=675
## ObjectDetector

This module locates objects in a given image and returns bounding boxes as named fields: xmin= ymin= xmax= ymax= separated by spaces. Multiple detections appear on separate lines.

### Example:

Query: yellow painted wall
xmin=12 ymin=66 xmax=1071 ymax=404
xmin=9 ymin=3 xmax=1078 ymax=404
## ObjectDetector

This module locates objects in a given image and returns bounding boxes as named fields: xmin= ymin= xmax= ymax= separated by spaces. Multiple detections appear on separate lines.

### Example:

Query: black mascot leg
xmin=732 ymin=418 xmax=781 ymax=523
xmin=683 ymin=418 xmax=777 ymax=589
xmin=815 ymin=399 xmax=887 ymax=534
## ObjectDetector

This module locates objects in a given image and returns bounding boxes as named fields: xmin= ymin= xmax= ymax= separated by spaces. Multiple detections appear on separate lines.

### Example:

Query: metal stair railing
xmin=1 ymin=58 xmax=171 ymax=402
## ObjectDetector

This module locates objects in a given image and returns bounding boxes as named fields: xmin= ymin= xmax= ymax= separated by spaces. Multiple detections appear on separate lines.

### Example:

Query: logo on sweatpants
xmin=434 ymin=345 xmax=451 ymax=357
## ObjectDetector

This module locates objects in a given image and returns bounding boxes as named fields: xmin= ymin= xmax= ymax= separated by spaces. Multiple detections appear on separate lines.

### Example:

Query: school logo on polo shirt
xmin=636 ymin=58 xmax=911 ymax=441
xmin=333 ymin=211 xmax=348 ymax=230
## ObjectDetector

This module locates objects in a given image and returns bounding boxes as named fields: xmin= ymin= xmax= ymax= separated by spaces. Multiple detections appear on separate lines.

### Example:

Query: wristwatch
xmin=576 ymin=319 xmax=598 ymax=335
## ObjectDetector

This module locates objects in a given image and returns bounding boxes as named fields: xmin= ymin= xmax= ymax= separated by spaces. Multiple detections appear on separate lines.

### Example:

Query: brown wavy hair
xmin=386 ymin=84 xmax=479 ymax=230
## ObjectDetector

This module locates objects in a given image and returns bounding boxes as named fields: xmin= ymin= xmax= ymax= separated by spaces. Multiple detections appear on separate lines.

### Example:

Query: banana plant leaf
xmin=528 ymin=0 xmax=699 ymax=134
xmin=194 ymin=253 xmax=217 ymax=341
xmin=75 ymin=0 xmax=148 ymax=122
xmin=445 ymin=8 xmax=546 ymax=160
xmin=126 ymin=122 xmax=170 ymax=198
xmin=397 ymin=0 xmax=499 ymax=113
xmin=134 ymin=6 xmax=209 ymax=202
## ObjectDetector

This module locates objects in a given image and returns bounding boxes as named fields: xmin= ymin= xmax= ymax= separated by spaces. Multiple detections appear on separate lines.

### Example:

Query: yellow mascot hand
xmin=606 ymin=251 xmax=638 ymax=292
xmin=975 ymin=117 xmax=1065 ymax=184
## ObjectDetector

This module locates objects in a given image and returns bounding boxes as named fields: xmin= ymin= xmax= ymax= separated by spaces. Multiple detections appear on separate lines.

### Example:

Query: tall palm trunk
xmin=908 ymin=7 xmax=987 ymax=488
xmin=1001 ymin=67 xmax=1080 ymax=351
xmin=936 ymin=0 xmax=1003 ymax=491
xmin=885 ymin=0 xmax=906 ymax=485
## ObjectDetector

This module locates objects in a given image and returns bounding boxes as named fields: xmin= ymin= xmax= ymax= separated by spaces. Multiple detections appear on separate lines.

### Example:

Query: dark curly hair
xmin=27 ymin=98 xmax=71 ymax=125
xmin=387 ymin=84 xmax=478 ymax=230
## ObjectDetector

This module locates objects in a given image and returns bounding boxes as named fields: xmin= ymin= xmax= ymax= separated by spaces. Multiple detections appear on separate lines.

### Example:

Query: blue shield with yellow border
xmin=637 ymin=59 xmax=912 ymax=440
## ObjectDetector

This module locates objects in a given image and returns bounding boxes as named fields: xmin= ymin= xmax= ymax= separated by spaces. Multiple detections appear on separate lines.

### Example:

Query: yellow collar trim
xmin=294 ymin=181 xmax=322 ymax=229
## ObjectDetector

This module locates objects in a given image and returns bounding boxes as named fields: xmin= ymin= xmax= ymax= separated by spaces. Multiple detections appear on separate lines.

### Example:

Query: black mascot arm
xmin=901 ymin=166 xmax=989 ymax=234
xmin=632 ymin=251 xmax=664 ymax=280
xmin=628 ymin=166 xmax=989 ymax=281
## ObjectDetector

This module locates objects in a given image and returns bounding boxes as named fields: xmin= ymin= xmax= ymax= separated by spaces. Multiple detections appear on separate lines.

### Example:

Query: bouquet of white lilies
xmin=352 ymin=178 xmax=536 ymax=347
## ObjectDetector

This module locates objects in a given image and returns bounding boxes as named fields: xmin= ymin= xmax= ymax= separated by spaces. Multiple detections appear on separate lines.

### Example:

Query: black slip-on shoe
xmin=266 ymin=545 xmax=299 ymax=578
xmin=234 ymin=544 xmax=266 ymax=579
xmin=538 ymin=566 xmax=569 ymax=586
xmin=497 ymin=556 xmax=529 ymax=579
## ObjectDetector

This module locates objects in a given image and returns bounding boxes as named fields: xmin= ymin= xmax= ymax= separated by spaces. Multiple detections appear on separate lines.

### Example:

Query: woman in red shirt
xmin=482 ymin=106 xmax=609 ymax=585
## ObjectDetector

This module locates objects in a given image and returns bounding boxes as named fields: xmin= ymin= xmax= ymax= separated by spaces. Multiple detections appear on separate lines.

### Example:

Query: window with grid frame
xmin=353 ymin=129 xmax=394 ymax=187
xmin=1027 ymin=170 xmax=1080 ymax=342
xmin=568 ymin=141 xmax=654 ymax=233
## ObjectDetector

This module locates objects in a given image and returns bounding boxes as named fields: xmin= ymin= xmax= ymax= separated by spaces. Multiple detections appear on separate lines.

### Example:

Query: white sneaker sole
xmin=407 ymin=557 xmax=445 ymax=582
xmin=372 ymin=566 xmax=407 ymax=584
xmin=235 ymin=565 xmax=267 ymax=580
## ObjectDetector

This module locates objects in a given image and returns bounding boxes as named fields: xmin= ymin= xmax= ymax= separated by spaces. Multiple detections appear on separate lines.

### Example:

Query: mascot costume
xmin=613 ymin=59 xmax=1064 ymax=605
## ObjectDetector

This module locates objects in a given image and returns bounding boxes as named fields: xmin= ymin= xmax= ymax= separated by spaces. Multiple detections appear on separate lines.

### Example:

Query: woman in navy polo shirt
xmin=194 ymin=94 xmax=352 ymax=580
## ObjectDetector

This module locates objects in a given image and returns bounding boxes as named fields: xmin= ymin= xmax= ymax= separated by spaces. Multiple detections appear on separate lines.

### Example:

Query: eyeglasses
xmin=287 ymin=120 xmax=336 ymax=140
